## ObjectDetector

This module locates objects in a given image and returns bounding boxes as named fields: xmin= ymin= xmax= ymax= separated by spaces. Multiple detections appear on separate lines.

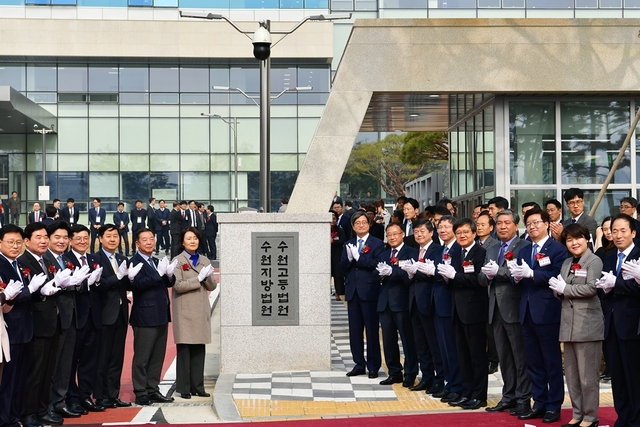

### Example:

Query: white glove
xmin=349 ymin=244 xmax=360 ymax=262
xmin=198 ymin=264 xmax=214 ymax=282
xmin=509 ymin=260 xmax=533 ymax=281
xmin=116 ymin=260 xmax=129 ymax=281
xmin=3 ymin=279 xmax=23 ymax=300
xmin=87 ymin=266 xmax=103 ymax=287
xmin=28 ymin=273 xmax=48 ymax=294
xmin=400 ymin=259 xmax=418 ymax=278
xmin=40 ymin=279 xmax=61 ymax=296
xmin=70 ymin=265 xmax=91 ymax=286
xmin=622 ymin=259 xmax=640 ymax=283
xmin=548 ymin=274 xmax=567 ymax=294
xmin=345 ymin=244 xmax=354 ymax=262
xmin=54 ymin=269 xmax=73 ymax=289
xmin=416 ymin=259 xmax=436 ymax=276
xmin=166 ymin=259 xmax=178 ymax=277
xmin=595 ymin=271 xmax=616 ymax=293
xmin=506 ymin=260 xmax=518 ymax=270
xmin=128 ymin=262 xmax=144 ymax=281
xmin=376 ymin=262 xmax=392 ymax=277
xmin=437 ymin=263 xmax=456 ymax=280
xmin=156 ymin=257 xmax=169 ymax=277
xmin=481 ymin=260 xmax=499 ymax=280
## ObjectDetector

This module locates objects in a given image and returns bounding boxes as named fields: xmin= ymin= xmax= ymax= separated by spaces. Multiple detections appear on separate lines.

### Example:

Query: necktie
xmin=12 ymin=260 xmax=21 ymax=279
xmin=39 ymin=258 xmax=48 ymax=278
xmin=149 ymin=258 xmax=157 ymax=271
xmin=571 ymin=218 xmax=577 ymax=224
xmin=419 ymin=246 xmax=426 ymax=261
xmin=181 ymin=210 xmax=185 ymax=219
xmin=391 ymin=248 xmax=397 ymax=259
xmin=70 ymin=208 xmax=73 ymax=217
xmin=462 ymin=248 xmax=467 ymax=259
xmin=110 ymin=255 xmax=118 ymax=273
xmin=357 ymin=238 xmax=363 ymax=253
xmin=531 ymin=243 xmax=539 ymax=266
xmin=80 ymin=255 xmax=87 ymax=266
xmin=617 ymin=252 xmax=625 ymax=276
xmin=443 ymin=245 xmax=449 ymax=261
xmin=498 ymin=242 xmax=508 ymax=265
xmin=57 ymin=256 xmax=64 ymax=269
xmin=407 ymin=222 xmax=413 ymax=236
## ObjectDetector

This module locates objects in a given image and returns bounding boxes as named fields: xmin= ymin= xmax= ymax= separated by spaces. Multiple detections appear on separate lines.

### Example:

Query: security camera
xmin=252 ymin=26 xmax=272 ymax=61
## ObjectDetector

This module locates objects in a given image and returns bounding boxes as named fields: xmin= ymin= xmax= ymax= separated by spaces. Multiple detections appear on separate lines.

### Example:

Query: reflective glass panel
xmin=89 ymin=67 xmax=119 ymax=92
xmin=119 ymin=67 xmax=149 ymax=92
xmin=436 ymin=0 xmax=475 ymax=7
xmin=526 ymin=0 xmax=572 ymax=7
xmin=57 ymin=172 xmax=88 ymax=200
xmin=180 ymin=67 xmax=209 ymax=92
xmin=58 ymin=66 xmax=88 ymax=93
xmin=150 ymin=67 xmax=179 ymax=93
xmin=0 ymin=64 xmax=25 ymax=91
xmin=230 ymin=68 xmax=260 ymax=93
xmin=27 ymin=66 xmax=57 ymax=92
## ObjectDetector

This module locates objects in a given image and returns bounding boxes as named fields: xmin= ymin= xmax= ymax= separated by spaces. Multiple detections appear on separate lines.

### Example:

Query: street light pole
xmin=33 ymin=124 xmax=54 ymax=207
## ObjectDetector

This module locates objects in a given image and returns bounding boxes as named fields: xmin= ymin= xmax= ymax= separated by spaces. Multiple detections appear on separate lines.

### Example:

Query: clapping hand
xmin=376 ymin=262 xmax=392 ymax=277
xmin=621 ymin=259 xmax=640 ymax=284
xmin=128 ymin=262 xmax=144 ymax=281
xmin=28 ymin=273 xmax=48 ymax=294
xmin=156 ymin=257 xmax=169 ymax=277
xmin=345 ymin=243 xmax=354 ymax=262
xmin=3 ymin=279 xmax=23 ymax=300
xmin=595 ymin=271 xmax=616 ymax=293
xmin=481 ymin=260 xmax=499 ymax=280
xmin=509 ymin=260 xmax=533 ymax=282
xmin=400 ymin=259 xmax=418 ymax=278
xmin=70 ymin=265 xmax=91 ymax=286
xmin=41 ymin=279 xmax=61 ymax=296
xmin=87 ymin=266 xmax=103 ymax=287
xmin=116 ymin=260 xmax=129 ymax=281
xmin=54 ymin=269 xmax=73 ymax=289
xmin=348 ymin=244 xmax=360 ymax=262
xmin=198 ymin=264 xmax=214 ymax=282
xmin=416 ymin=259 xmax=436 ymax=276
xmin=166 ymin=259 xmax=178 ymax=277
xmin=437 ymin=263 xmax=456 ymax=280
xmin=548 ymin=274 xmax=567 ymax=295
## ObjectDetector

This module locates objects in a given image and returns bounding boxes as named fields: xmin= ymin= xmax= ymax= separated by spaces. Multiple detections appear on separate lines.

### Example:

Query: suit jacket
xmin=563 ymin=213 xmax=598 ymax=243
xmin=479 ymin=237 xmax=531 ymax=324
xmin=60 ymin=205 xmax=80 ymax=225
xmin=42 ymin=217 xmax=55 ymax=227
xmin=130 ymin=208 xmax=147 ymax=232
xmin=337 ymin=214 xmax=352 ymax=241
xmin=18 ymin=250 xmax=58 ymax=337
xmin=43 ymin=249 xmax=78 ymax=330
xmin=601 ymin=245 xmax=640 ymax=340
xmin=479 ymin=235 xmax=498 ymax=250
xmin=129 ymin=252 xmax=175 ymax=327
xmin=155 ymin=208 xmax=170 ymax=232
xmin=376 ymin=244 xmax=420 ymax=312
xmin=28 ymin=211 xmax=45 ymax=224
xmin=113 ymin=211 xmax=130 ymax=233
xmin=0 ymin=213 xmax=4 ymax=227
xmin=409 ymin=242 xmax=442 ymax=316
xmin=340 ymin=235 xmax=385 ymax=303
xmin=147 ymin=205 xmax=156 ymax=230
xmin=62 ymin=251 xmax=102 ymax=330
xmin=169 ymin=209 xmax=183 ymax=235
xmin=0 ymin=255 xmax=33 ymax=344
xmin=95 ymin=250 xmax=130 ymax=326
xmin=558 ymin=250 xmax=604 ymax=342
xmin=205 ymin=213 xmax=218 ymax=237
xmin=89 ymin=207 xmax=106 ymax=228
xmin=447 ymin=243 xmax=488 ymax=324
xmin=515 ymin=238 xmax=568 ymax=325
xmin=431 ymin=244 xmax=453 ymax=317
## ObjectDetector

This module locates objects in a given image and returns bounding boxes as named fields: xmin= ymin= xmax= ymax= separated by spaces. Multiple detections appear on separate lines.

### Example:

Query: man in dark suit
xmin=88 ymin=198 xmax=106 ymax=253
xmin=169 ymin=202 xmax=184 ymax=258
xmin=28 ymin=202 xmax=45 ymax=224
xmin=197 ymin=203 xmax=208 ymax=255
xmin=402 ymin=198 xmax=419 ymax=237
xmin=42 ymin=205 xmax=57 ymax=227
xmin=155 ymin=200 xmax=171 ymax=255
xmin=94 ymin=224 xmax=137 ymax=409
xmin=63 ymin=224 xmax=105 ymax=414
xmin=437 ymin=218 xmax=488 ymax=410
xmin=147 ymin=198 xmax=157 ymax=241
xmin=480 ymin=210 xmax=532 ymax=416
xmin=19 ymin=223 xmax=64 ymax=427
xmin=60 ymin=198 xmax=80 ymax=226
xmin=333 ymin=201 xmax=352 ymax=241
xmin=476 ymin=211 xmax=497 ymax=249
xmin=0 ymin=210 xmax=5 ymax=228
xmin=130 ymin=200 xmax=148 ymax=250
xmin=404 ymin=219 xmax=445 ymax=394
xmin=545 ymin=199 xmax=564 ymax=241
xmin=113 ymin=202 xmax=130 ymax=256
xmin=509 ymin=207 xmax=567 ymax=424
xmin=205 ymin=205 xmax=218 ymax=260
xmin=340 ymin=211 xmax=384 ymax=379
xmin=375 ymin=222 xmax=419 ymax=387
xmin=562 ymin=188 xmax=598 ymax=243
xmin=597 ymin=214 xmax=640 ymax=427
xmin=129 ymin=229 xmax=177 ymax=405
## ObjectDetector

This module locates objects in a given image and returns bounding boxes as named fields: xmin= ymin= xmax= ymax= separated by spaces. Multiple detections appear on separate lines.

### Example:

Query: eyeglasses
xmin=567 ymin=200 xmax=583 ymax=207
xmin=353 ymin=220 xmax=369 ymax=226
xmin=72 ymin=237 xmax=89 ymax=242
xmin=525 ymin=220 xmax=545 ymax=228
xmin=386 ymin=232 xmax=403 ymax=237
xmin=455 ymin=230 xmax=473 ymax=236
xmin=2 ymin=240 xmax=23 ymax=247
xmin=620 ymin=204 xmax=634 ymax=210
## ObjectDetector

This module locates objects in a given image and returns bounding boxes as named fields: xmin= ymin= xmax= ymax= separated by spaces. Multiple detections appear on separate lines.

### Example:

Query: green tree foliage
xmin=401 ymin=131 xmax=449 ymax=164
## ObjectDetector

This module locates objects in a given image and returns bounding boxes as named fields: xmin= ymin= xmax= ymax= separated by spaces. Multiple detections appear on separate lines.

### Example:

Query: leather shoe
xmin=518 ymin=408 xmax=546 ymax=420
xmin=461 ymin=399 xmax=487 ymax=410
xmin=194 ymin=392 xmax=211 ymax=397
xmin=379 ymin=375 xmax=403 ymax=385
xmin=135 ymin=395 xmax=151 ymax=406
xmin=426 ymin=384 xmax=444 ymax=395
xmin=486 ymin=400 xmax=517 ymax=412
xmin=440 ymin=392 xmax=460 ymax=402
xmin=488 ymin=361 xmax=499 ymax=374
xmin=402 ymin=377 xmax=416 ymax=388
xmin=38 ymin=411 xmax=63 ymax=426
xmin=561 ymin=420 xmax=583 ymax=427
xmin=346 ymin=368 xmax=366 ymax=377
xmin=433 ymin=389 xmax=450 ymax=399
xmin=510 ymin=402 xmax=532 ymax=416
xmin=149 ymin=391 xmax=174 ymax=403
xmin=68 ymin=403 xmax=88 ymax=416
xmin=543 ymin=410 xmax=561 ymax=423
xmin=179 ymin=393 xmax=191 ymax=399
xmin=96 ymin=398 xmax=117 ymax=408
xmin=368 ymin=371 xmax=379 ymax=379
xmin=21 ymin=414 xmax=43 ymax=427
xmin=114 ymin=398 xmax=132 ymax=407
xmin=408 ymin=381 xmax=430 ymax=391
xmin=55 ymin=406 xmax=81 ymax=418
xmin=448 ymin=396 xmax=469 ymax=407
xmin=81 ymin=397 xmax=105 ymax=412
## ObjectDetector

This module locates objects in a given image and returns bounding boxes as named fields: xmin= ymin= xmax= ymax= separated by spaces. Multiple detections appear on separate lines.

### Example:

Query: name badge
xmin=463 ymin=265 xmax=474 ymax=274
xmin=96 ymin=216 xmax=101 ymax=223
xmin=137 ymin=217 xmax=142 ymax=223
xmin=623 ymin=272 xmax=634 ymax=281
xmin=70 ymin=217 xmax=74 ymax=223
xmin=398 ymin=260 xmax=410 ymax=268
xmin=120 ymin=221 xmax=124 ymax=226
xmin=537 ymin=256 xmax=551 ymax=267
xmin=575 ymin=269 xmax=587 ymax=278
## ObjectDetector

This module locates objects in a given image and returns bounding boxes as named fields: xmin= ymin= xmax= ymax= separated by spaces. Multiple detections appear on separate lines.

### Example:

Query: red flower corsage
xmin=390 ymin=256 xmax=398 ymax=266
xmin=443 ymin=253 xmax=450 ymax=260
xmin=571 ymin=263 xmax=581 ymax=273
xmin=66 ymin=262 xmax=75 ymax=270
xmin=181 ymin=263 xmax=190 ymax=271
xmin=462 ymin=260 xmax=473 ymax=267
xmin=0 ymin=280 xmax=5 ymax=290
xmin=21 ymin=268 xmax=30 ymax=278
xmin=535 ymin=253 xmax=545 ymax=260
xmin=504 ymin=251 xmax=514 ymax=261
xmin=361 ymin=245 xmax=371 ymax=254
xmin=48 ymin=265 xmax=56 ymax=275
xmin=92 ymin=263 xmax=100 ymax=270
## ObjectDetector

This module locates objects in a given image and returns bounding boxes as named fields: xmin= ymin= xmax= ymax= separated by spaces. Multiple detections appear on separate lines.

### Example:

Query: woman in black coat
xmin=330 ymin=210 xmax=346 ymax=300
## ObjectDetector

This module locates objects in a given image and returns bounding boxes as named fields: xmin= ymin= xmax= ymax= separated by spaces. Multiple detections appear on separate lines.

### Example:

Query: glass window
xmin=154 ymin=0 xmax=178 ymax=5
xmin=355 ymin=0 xmax=376 ymax=8
xmin=280 ymin=0 xmax=302 ymax=6
xmin=26 ymin=93 xmax=57 ymax=104
xmin=27 ymin=65 xmax=57 ymax=92
xmin=182 ymin=172 xmax=210 ymax=200
xmin=271 ymin=118 xmax=297 ymax=153
xmin=478 ymin=0 xmax=500 ymax=6
xmin=436 ymin=0 xmax=475 ymax=6
xmin=59 ymin=154 xmax=88 ymax=172
xmin=150 ymin=67 xmax=179 ymax=92
xmin=119 ymin=93 xmax=149 ymax=104
xmin=304 ymin=0 xmax=328 ymax=5
xmin=89 ymin=173 xmax=119 ymax=198
xmin=122 ymin=172 xmax=150 ymax=200
xmin=57 ymin=172 xmax=88 ymax=200
xmin=180 ymin=154 xmax=209 ymax=171
xmin=150 ymin=154 xmax=179 ymax=171
xmin=30 ymin=172 xmax=58 ymax=201
xmin=129 ymin=0 xmax=153 ymax=5
xmin=150 ymin=118 xmax=179 ymax=153
xmin=576 ymin=0 xmax=597 ymax=6
xmin=271 ymin=154 xmax=298 ymax=170
xmin=89 ymin=154 xmax=118 ymax=171
xmin=89 ymin=118 xmax=118 ymax=154
xmin=210 ymin=119 xmax=231 ymax=154
xmin=180 ymin=94 xmax=209 ymax=104
xmin=503 ymin=0 xmax=524 ymax=5
xmin=561 ymin=101 xmax=630 ymax=185
xmin=626 ymin=0 xmax=640 ymax=7
xmin=229 ymin=0 xmax=277 ymax=6
xmin=0 ymin=64 xmax=26 ymax=91
xmin=119 ymin=67 xmax=149 ymax=92
xmin=180 ymin=67 xmax=209 ymax=92
xmin=563 ymin=189 xmax=629 ymax=225
xmin=0 ymin=134 xmax=26 ymax=153
xmin=26 ymin=0 xmax=49 ymax=5
xmin=526 ymin=0 xmax=572 ymax=7
xmin=89 ymin=105 xmax=118 ymax=117
xmin=211 ymin=172 xmax=231 ymax=200
xmin=58 ymin=118 xmax=88 ymax=153
xmin=180 ymin=118 xmax=209 ymax=153
xmin=230 ymin=67 xmax=260 ymax=93
xmin=211 ymin=154 xmax=230 ymax=172
xmin=119 ymin=105 xmax=149 ymax=117
xmin=510 ymin=189 xmax=557 ymax=221
xmin=150 ymin=93 xmax=179 ymax=104
xmin=298 ymin=67 xmax=330 ymax=93
xmin=509 ymin=101 xmax=555 ymax=185
xmin=149 ymin=172 xmax=179 ymax=196
xmin=27 ymin=154 xmax=57 ymax=172
xmin=120 ymin=118 xmax=149 ymax=153
xmin=601 ymin=0 xmax=621 ymax=5
xmin=381 ymin=0 xmax=426 ymax=7
xmin=120 ymin=154 xmax=149 ymax=171
xmin=89 ymin=67 xmax=119 ymax=92
xmin=298 ymin=118 xmax=319 ymax=153
xmin=58 ymin=66 xmax=88 ymax=92
xmin=179 ymin=0 xmax=229 ymax=6
xmin=52 ymin=0 xmax=77 ymax=4
xmin=150 ymin=105 xmax=179 ymax=117
xmin=331 ymin=0 xmax=353 ymax=9
xmin=271 ymin=68 xmax=297 ymax=94
xmin=237 ymin=118 xmax=260 ymax=153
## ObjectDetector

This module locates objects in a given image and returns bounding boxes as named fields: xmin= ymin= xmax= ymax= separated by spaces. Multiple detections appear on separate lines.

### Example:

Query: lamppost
xmin=201 ymin=113 xmax=239 ymax=213
xmin=179 ymin=11 xmax=351 ymax=212
xmin=33 ymin=123 xmax=54 ymax=206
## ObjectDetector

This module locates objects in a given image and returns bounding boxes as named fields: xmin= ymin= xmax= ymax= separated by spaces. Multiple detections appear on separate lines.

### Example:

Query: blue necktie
xmin=357 ymin=238 xmax=363 ymax=253
xmin=531 ymin=243 xmax=539 ymax=266
xmin=616 ymin=252 xmax=625 ymax=276
xmin=12 ymin=260 xmax=20 ymax=279
xmin=498 ymin=242 xmax=508 ymax=265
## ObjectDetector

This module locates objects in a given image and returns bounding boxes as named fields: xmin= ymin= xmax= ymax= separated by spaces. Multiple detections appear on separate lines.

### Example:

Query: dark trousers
xmin=67 ymin=319 xmax=101 ymax=404
xmin=156 ymin=229 xmax=170 ymax=252
xmin=171 ymin=234 xmax=181 ymax=259
xmin=132 ymin=325 xmax=168 ymax=397
xmin=95 ymin=311 xmax=128 ymax=400
xmin=347 ymin=292 xmax=381 ymax=374
xmin=410 ymin=304 xmax=444 ymax=387
xmin=24 ymin=329 xmax=59 ymax=418
xmin=90 ymin=228 xmax=101 ymax=253
xmin=0 ymin=342 xmax=30 ymax=426
xmin=176 ymin=344 xmax=206 ymax=395
xmin=486 ymin=322 xmax=499 ymax=364
xmin=118 ymin=230 xmax=130 ymax=255
xmin=379 ymin=306 xmax=418 ymax=379
xmin=453 ymin=312 xmax=488 ymax=401
xmin=434 ymin=312 xmax=463 ymax=394
xmin=521 ymin=307 xmax=564 ymax=411
xmin=207 ymin=236 xmax=217 ymax=260
xmin=606 ymin=316 xmax=640 ymax=427
xmin=50 ymin=324 xmax=77 ymax=411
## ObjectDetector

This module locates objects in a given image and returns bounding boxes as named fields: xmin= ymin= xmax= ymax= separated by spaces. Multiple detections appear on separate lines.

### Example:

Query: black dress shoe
xmin=21 ymin=414 xmax=43 ymax=427
xmin=440 ymin=392 xmax=459 ymax=402
xmin=81 ymin=397 xmax=105 ymax=412
xmin=179 ymin=393 xmax=191 ymax=399
xmin=135 ymin=395 xmax=151 ymax=406
xmin=379 ymin=375 xmax=403 ymax=385
xmin=194 ymin=392 xmax=211 ymax=397
xmin=461 ymin=399 xmax=487 ymax=410
xmin=448 ymin=396 xmax=469 ymax=407
xmin=402 ymin=377 xmax=416 ymax=388
xmin=543 ymin=410 xmax=561 ymax=423
xmin=346 ymin=368 xmax=366 ymax=377
xmin=97 ymin=398 xmax=117 ymax=408
xmin=433 ymin=389 xmax=450 ymax=399
xmin=488 ymin=361 xmax=499 ymax=374
xmin=68 ymin=403 xmax=88 ymax=416
xmin=408 ymin=380 xmax=430 ymax=391
xmin=486 ymin=400 xmax=517 ymax=412
xmin=38 ymin=411 xmax=63 ymax=426
xmin=560 ymin=420 xmax=583 ymax=427
xmin=518 ymin=408 xmax=546 ymax=420
xmin=114 ymin=398 xmax=132 ymax=407
xmin=149 ymin=391 xmax=174 ymax=403
xmin=426 ymin=384 xmax=444 ymax=395
xmin=510 ymin=402 xmax=532 ymax=416
xmin=368 ymin=371 xmax=379 ymax=379
xmin=55 ymin=406 xmax=81 ymax=418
